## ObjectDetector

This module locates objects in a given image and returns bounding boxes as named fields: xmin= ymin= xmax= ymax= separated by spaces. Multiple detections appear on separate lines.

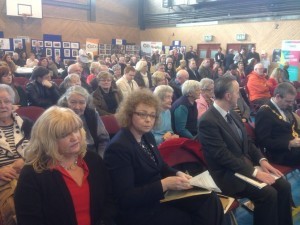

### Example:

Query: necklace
xmin=59 ymin=159 xmax=78 ymax=171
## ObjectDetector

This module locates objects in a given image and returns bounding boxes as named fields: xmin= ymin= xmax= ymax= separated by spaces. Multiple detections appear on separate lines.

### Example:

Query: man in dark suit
xmin=198 ymin=76 xmax=292 ymax=225
xmin=246 ymin=46 xmax=260 ymax=63
xmin=255 ymin=82 xmax=300 ymax=166
xmin=224 ymin=49 xmax=234 ymax=71
xmin=169 ymin=69 xmax=189 ymax=102
xmin=187 ymin=59 xmax=201 ymax=81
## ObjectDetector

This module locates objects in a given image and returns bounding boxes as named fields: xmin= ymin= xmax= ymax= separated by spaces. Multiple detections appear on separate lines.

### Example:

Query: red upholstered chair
xmin=52 ymin=78 xmax=63 ymax=86
xmin=14 ymin=77 xmax=29 ymax=91
xmin=100 ymin=115 xmax=120 ymax=138
xmin=16 ymin=106 xmax=45 ymax=122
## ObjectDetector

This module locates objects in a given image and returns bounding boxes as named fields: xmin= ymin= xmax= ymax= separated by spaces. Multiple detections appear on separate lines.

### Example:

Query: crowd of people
xmin=0 ymin=43 xmax=298 ymax=225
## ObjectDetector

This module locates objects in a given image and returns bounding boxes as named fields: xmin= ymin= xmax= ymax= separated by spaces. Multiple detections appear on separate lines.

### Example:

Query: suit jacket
xmin=187 ymin=68 xmax=201 ymax=81
xmin=255 ymin=100 xmax=299 ymax=161
xmin=104 ymin=128 xmax=177 ymax=224
xmin=198 ymin=106 xmax=264 ymax=195
xmin=15 ymin=151 xmax=116 ymax=225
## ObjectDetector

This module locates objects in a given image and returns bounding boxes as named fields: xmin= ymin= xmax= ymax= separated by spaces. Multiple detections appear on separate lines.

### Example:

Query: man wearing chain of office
xmin=255 ymin=82 xmax=300 ymax=166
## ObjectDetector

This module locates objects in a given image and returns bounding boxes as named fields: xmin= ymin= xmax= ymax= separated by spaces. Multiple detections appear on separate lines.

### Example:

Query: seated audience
xmin=58 ymin=86 xmax=109 ymax=157
xmin=152 ymin=85 xmax=179 ymax=145
xmin=255 ymin=82 xmax=300 ymax=166
xmin=54 ymin=55 xmax=65 ymax=69
xmin=104 ymin=88 xmax=223 ymax=225
xmin=171 ymin=80 xmax=201 ymax=138
xmin=134 ymin=60 xmax=152 ymax=88
xmin=46 ymin=56 xmax=59 ymax=78
xmin=25 ymin=53 xmax=39 ymax=68
xmin=2 ymin=54 xmax=17 ymax=74
xmin=86 ymin=62 xmax=101 ymax=85
xmin=237 ymin=61 xmax=247 ymax=87
xmin=116 ymin=66 xmax=139 ymax=98
xmin=245 ymin=58 xmax=257 ymax=76
xmin=0 ymin=66 xmax=27 ymax=107
xmin=246 ymin=63 xmax=271 ymax=105
xmin=0 ymin=84 xmax=32 ymax=225
xmin=26 ymin=66 xmax=60 ymax=108
xmin=59 ymin=73 xmax=81 ymax=94
xmin=165 ymin=62 xmax=176 ymax=80
xmin=15 ymin=106 xmax=115 ymax=225
xmin=196 ymin=78 xmax=214 ymax=120
xmin=12 ymin=52 xmax=21 ymax=67
xmin=267 ymin=67 xmax=284 ymax=96
xmin=92 ymin=71 xmax=123 ymax=116
xmin=198 ymin=76 xmax=292 ymax=225
xmin=67 ymin=63 xmax=92 ymax=93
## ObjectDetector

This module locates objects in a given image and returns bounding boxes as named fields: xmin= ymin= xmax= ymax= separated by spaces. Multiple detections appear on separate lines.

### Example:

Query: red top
xmin=55 ymin=159 xmax=91 ymax=225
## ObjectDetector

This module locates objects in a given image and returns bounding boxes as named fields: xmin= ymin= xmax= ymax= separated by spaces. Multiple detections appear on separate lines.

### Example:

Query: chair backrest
xmin=100 ymin=115 xmax=120 ymax=138
xmin=16 ymin=106 xmax=45 ymax=122
xmin=244 ymin=122 xmax=256 ymax=142
xmin=14 ymin=77 xmax=29 ymax=86
xmin=52 ymin=78 xmax=63 ymax=86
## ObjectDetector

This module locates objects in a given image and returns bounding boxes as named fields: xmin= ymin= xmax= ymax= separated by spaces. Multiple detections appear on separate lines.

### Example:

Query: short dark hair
xmin=214 ymin=76 xmax=235 ymax=100
xmin=229 ymin=64 xmax=238 ymax=70
xmin=274 ymin=82 xmax=296 ymax=98
xmin=31 ymin=66 xmax=49 ymax=80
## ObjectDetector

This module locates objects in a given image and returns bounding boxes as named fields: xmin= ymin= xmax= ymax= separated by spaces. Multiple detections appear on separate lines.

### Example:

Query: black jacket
xmin=15 ymin=151 xmax=116 ymax=225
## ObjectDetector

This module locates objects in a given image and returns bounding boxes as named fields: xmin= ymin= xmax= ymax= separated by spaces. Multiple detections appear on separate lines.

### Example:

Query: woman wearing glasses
xmin=104 ymin=89 xmax=223 ymax=225
xmin=196 ymin=78 xmax=214 ymax=120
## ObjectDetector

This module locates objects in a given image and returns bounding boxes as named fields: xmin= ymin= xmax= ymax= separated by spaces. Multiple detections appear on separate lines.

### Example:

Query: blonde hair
xmin=25 ymin=106 xmax=87 ymax=172
xmin=152 ymin=71 xmax=166 ymax=86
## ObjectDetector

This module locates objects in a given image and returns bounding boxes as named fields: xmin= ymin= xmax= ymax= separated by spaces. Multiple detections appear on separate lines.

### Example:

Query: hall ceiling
xmin=142 ymin=0 xmax=300 ymax=28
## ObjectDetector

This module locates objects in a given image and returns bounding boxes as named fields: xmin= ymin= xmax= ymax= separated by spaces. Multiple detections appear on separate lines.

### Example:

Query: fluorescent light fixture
xmin=176 ymin=21 xmax=218 ymax=27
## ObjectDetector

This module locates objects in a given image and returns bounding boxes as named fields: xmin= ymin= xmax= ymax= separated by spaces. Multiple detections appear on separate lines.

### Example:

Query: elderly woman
xmin=151 ymin=71 xmax=168 ymax=91
xmin=2 ymin=54 xmax=17 ymax=74
xmin=26 ymin=66 xmax=60 ymax=108
xmin=58 ymin=86 xmax=109 ymax=157
xmin=171 ymin=80 xmax=201 ymax=139
xmin=59 ymin=73 xmax=81 ymax=94
xmin=92 ymin=71 xmax=122 ymax=116
xmin=14 ymin=106 xmax=116 ymax=225
xmin=152 ymin=85 xmax=178 ymax=145
xmin=111 ymin=64 xmax=122 ymax=81
xmin=0 ymin=84 xmax=32 ymax=225
xmin=104 ymin=89 xmax=223 ymax=225
xmin=196 ymin=78 xmax=214 ymax=120
xmin=134 ymin=60 xmax=152 ymax=88
xmin=267 ymin=67 xmax=284 ymax=96
xmin=0 ymin=65 xmax=27 ymax=106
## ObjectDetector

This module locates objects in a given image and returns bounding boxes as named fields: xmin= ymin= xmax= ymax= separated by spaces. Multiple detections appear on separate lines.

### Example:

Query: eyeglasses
xmin=133 ymin=111 xmax=158 ymax=120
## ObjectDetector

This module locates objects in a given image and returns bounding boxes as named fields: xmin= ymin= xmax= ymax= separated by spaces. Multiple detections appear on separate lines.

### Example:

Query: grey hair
xmin=153 ymin=85 xmax=174 ymax=101
xmin=0 ymin=84 xmax=15 ymax=103
xmin=199 ymin=78 xmax=214 ymax=90
xmin=274 ymin=82 xmax=296 ymax=98
xmin=57 ymin=86 xmax=94 ymax=109
xmin=182 ymin=80 xmax=201 ymax=96
xmin=63 ymin=73 xmax=81 ymax=89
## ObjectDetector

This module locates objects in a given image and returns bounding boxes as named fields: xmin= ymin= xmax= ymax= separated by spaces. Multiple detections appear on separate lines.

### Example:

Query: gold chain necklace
xmin=59 ymin=159 xmax=78 ymax=171
xmin=261 ymin=105 xmax=298 ymax=138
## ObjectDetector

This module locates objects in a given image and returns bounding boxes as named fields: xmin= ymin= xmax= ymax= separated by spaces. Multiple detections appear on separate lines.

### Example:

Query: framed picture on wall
xmin=64 ymin=49 xmax=70 ymax=57
xmin=13 ymin=38 xmax=22 ymax=49
xmin=71 ymin=42 xmax=79 ymax=49
xmin=46 ymin=48 xmax=52 ymax=57
xmin=72 ymin=49 xmax=78 ymax=57
xmin=63 ymin=42 xmax=70 ymax=48
xmin=44 ymin=41 xmax=52 ymax=48
xmin=5 ymin=51 xmax=14 ymax=56
xmin=54 ymin=49 xmax=60 ymax=57
xmin=38 ymin=41 xmax=44 ymax=47
xmin=53 ymin=42 xmax=61 ymax=48
xmin=31 ymin=40 xmax=37 ymax=47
